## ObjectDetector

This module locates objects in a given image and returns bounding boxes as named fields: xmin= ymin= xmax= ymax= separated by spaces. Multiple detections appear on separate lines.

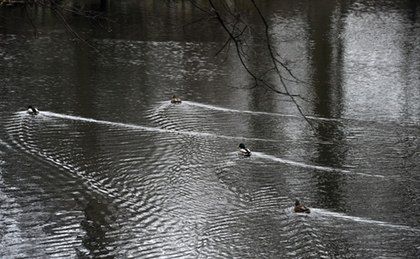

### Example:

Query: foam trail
xmin=183 ymin=101 xmax=340 ymax=122
xmin=252 ymin=151 xmax=384 ymax=178
xmin=183 ymin=101 xmax=420 ymax=127
xmin=18 ymin=111 xmax=281 ymax=143
xmin=314 ymin=208 xmax=420 ymax=233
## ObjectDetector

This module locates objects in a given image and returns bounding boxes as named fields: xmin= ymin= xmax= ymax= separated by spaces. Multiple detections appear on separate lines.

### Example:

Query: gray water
xmin=1 ymin=0 xmax=419 ymax=258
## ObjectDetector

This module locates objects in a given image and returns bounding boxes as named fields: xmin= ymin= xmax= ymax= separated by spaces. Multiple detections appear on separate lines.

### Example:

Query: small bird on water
xmin=238 ymin=143 xmax=251 ymax=157
xmin=27 ymin=105 xmax=39 ymax=115
xmin=171 ymin=95 xmax=182 ymax=104
xmin=294 ymin=199 xmax=310 ymax=214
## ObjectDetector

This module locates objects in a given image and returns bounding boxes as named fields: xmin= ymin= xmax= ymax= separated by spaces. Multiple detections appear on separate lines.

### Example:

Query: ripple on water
xmin=4 ymin=111 xmax=230 ymax=257
xmin=3 ymin=107 xmax=419 ymax=258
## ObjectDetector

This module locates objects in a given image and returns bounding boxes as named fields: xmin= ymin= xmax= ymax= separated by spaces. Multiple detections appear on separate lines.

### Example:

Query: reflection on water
xmin=1 ymin=0 xmax=419 ymax=258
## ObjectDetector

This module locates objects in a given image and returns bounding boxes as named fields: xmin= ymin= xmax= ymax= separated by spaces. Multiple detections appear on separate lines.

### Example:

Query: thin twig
xmin=214 ymin=37 xmax=231 ymax=57
xmin=209 ymin=0 xmax=294 ymax=97
xmin=249 ymin=0 xmax=314 ymax=129
xmin=50 ymin=3 xmax=105 ymax=57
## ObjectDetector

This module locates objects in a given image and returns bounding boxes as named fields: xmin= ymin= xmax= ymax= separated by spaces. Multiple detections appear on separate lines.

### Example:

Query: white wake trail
xmin=313 ymin=208 xmax=420 ymax=233
xmin=252 ymin=151 xmax=385 ymax=178
xmin=18 ymin=111 xmax=282 ymax=143
xmin=183 ymin=101 xmax=340 ymax=122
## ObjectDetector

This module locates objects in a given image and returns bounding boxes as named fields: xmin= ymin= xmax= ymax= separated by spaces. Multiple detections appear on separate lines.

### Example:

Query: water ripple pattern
xmin=1 ymin=2 xmax=420 ymax=257
xmin=1 ymin=103 xmax=418 ymax=258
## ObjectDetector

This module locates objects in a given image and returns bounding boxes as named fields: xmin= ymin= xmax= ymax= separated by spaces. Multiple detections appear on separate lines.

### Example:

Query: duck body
xmin=171 ymin=95 xmax=182 ymax=104
xmin=238 ymin=143 xmax=251 ymax=157
xmin=27 ymin=106 xmax=39 ymax=115
xmin=294 ymin=200 xmax=310 ymax=214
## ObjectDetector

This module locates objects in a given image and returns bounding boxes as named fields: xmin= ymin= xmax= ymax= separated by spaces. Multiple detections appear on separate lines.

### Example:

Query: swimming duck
xmin=294 ymin=200 xmax=310 ymax=214
xmin=238 ymin=143 xmax=251 ymax=157
xmin=27 ymin=105 xmax=39 ymax=115
xmin=171 ymin=95 xmax=182 ymax=104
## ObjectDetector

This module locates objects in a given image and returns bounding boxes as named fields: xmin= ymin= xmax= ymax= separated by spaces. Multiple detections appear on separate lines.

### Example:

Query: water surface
xmin=1 ymin=0 xmax=419 ymax=258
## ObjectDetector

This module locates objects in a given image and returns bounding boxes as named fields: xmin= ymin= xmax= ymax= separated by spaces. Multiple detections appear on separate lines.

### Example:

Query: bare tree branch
xmin=214 ymin=37 xmax=231 ymax=57
xmin=209 ymin=0 xmax=292 ymax=97
xmin=13 ymin=0 xmax=110 ymax=56
xmin=15 ymin=0 xmax=313 ymax=126
xmin=204 ymin=0 xmax=314 ymax=128
xmin=249 ymin=0 xmax=314 ymax=128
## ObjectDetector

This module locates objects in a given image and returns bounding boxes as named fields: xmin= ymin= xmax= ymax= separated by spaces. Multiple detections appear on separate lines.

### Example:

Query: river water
xmin=0 ymin=0 xmax=419 ymax=258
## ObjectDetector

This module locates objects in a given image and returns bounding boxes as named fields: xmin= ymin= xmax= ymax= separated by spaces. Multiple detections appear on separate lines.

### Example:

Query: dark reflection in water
xmin=1 ymin=0 xmax=419 ymax=258
xmin=308 ymin=0 xmax=347 ymax=210
xmin=74 ymin=46 xmax=100 ymax=118
xmin=80 ymin=198 xmax=117 ymax=257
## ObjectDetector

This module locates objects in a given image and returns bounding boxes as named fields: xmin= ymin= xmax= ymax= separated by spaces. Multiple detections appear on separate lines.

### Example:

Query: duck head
xmin=239 ymin=143 xmax=246 ymax=149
